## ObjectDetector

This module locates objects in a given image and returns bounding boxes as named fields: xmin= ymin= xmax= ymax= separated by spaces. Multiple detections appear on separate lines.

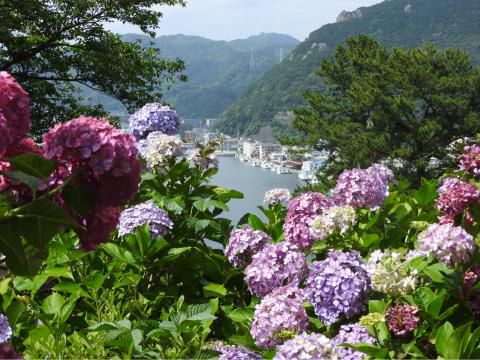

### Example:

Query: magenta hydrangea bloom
xmin=385 ymin=305 xmax=420 ymax=337
xmin=0 ymin=344 xmax=21 ymax=360
xmin=224 ymin=226 xmax=271 ymax=268
xmin=331 ymin=324 xmax=376 ymax=360
xmin=418 ymin=223 xmax=475 ymax=266
xmin=284 ymin=192 xmax=334 ymax=249
xmin=119 ymin=201 xmax=173 ymax=239
xmin=274 ymin=332 xmax=338 ymax=360
xmin=0 ymin=72 xmax=31 ymax=154
xmin=305 ymin=250 xmax=371 ymax=326
xmin=43 ymin=116 xmax=142 ymax=208
xmin=461 ymin=265 xmax=480 ymax=316
xmin=437 ymin=178 xmax=480 ymax=224
xmin=251 ymin=286 xmax=308 ymax=349
xmin=78 ymin=206 xmax=120 ymax=251
xmin=218 ymin=346 xmax=262 ymax=360
xmin=332 ymin=164 xmax=394 ymax=210
xmin=244 ymin=242 xmax=307 ymax=298
xmin=460 ymin=145 xmax=480 ymax=177
xmin=128 ymin=103 xmax=180 ymax=139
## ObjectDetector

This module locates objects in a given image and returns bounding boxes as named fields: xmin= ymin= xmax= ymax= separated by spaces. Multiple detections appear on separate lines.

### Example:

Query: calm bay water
xmin=212 ymin=156 xmax=302 ymax=223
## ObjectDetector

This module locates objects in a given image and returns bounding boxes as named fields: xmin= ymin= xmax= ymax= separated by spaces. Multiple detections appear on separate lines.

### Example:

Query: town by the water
xmin=182 ymin=118 xmax=326 ymax=184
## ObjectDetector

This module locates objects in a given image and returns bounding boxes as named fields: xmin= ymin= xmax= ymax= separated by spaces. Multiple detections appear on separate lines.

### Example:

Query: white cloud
xmin=107 ymin=0 xmax=384 ymax=41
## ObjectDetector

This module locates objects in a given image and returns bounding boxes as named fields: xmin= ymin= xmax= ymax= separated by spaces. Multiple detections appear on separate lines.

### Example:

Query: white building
xmin=258 ymin=143 xmax=283 ymax=160
xmin=242 ymin=141 xmax=259 ymax=159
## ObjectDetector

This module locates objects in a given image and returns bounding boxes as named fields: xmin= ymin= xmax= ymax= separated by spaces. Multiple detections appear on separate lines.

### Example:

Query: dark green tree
xmin=293 ymin=35 xmax=480 ymax=184
xmin=0 ymin=0 xmax=187 ymax=136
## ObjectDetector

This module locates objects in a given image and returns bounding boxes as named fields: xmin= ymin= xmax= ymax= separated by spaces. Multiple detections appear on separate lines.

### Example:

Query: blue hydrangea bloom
xmin=331 ymin=324 xmax=376 ymax=360
xmin=0 ymin=314 xmax=12 ymax=343
xmin=128 ymin=103 xmax=180 ymax=139
xmin=305 ymin=250 xmax=371 ymax=325
xmin=118 ymin=201 xmax=173 ymax=239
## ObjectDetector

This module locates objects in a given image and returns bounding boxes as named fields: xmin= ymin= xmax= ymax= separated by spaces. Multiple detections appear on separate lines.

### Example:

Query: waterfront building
xmin=259 ymin=143 xmax=283 ymax=160
xmin=242 ymin=141 xmax=259 ymax=159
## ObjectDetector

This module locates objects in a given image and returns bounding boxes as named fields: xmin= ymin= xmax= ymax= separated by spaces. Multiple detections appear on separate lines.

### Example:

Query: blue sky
xmin=107 ymin=0 xmax=384 ymax=41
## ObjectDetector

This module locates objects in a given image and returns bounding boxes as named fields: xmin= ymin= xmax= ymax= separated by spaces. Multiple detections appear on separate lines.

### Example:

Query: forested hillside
xmin=85 ymin=33 xmax=299 ymax=119
xmin=215 ymin=0 xmax=480 ymax=136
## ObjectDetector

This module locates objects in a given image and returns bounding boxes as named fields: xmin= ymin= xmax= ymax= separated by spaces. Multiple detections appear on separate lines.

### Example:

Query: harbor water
xmin=212 ymin=156 xmax=303 ymax=223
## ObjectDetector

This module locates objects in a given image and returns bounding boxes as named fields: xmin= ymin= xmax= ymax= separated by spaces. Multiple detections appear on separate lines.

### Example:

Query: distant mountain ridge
xmin=87 ymin=32 xmax=299 ymax=120
xmin=215 ymin=0 xmax=480 ymax=136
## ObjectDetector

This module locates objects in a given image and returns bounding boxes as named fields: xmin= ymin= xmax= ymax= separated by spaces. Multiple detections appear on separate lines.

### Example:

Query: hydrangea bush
xmin=3 ymin=70 xmax=480 ymax=359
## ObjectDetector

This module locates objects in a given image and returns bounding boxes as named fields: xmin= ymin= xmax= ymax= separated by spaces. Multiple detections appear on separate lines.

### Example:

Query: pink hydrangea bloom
xmin=0 ymin=72 xmax=31 ymax=153
xmin=332 ymin=164 xmax=394 ymax=210
xmin=460 ymin=145 xmax=480 ymax=176
xmin=42 ymin=116 xmax=141 ymax=207
xmin=437 ymin=178 xmax=480 ymax=224
xmin=284 ymin=192 xmax=334 ymax=249
xmin=77 ymin=206 xmax=120 ymax=251
xmin=385 ymin=305 xmax=420 ymax=337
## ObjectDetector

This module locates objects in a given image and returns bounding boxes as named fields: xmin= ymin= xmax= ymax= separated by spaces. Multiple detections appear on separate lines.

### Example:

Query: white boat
xmin=260 ymin=161 xmax=272 ymax=169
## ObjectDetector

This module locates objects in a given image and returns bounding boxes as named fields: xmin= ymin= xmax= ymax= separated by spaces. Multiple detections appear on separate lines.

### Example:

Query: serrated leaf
xmin=42 ymin=293 xmax=65 ymax=315
xmin=203 ymin=283 xmax=227 ymax=298
xmin=7 ymin=153 xmax=55 ymax=180
xmin=1 ymin=171 xmax=41 ymax=191
xmin=227 ymin=308 xmax=254 ymax=323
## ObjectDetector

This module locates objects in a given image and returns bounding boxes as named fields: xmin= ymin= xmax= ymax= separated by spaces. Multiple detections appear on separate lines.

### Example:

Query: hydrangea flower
xmin=417 ymin=223 xmax=475 ymax=266
xmin=331 ymin=324 xmax=377 ymax=360
xmin=436 ymin=178 xmax=480 ymax=224
xmin=310 ymin=205 xmax=356 ymax=241
xmin=245 ymin=242 xmax=307 ymax=298
xmin=218 ymin=346 xmax=262 ymax=360
xmin=359 ymin=313 xmax=385 ymax=327
xmin=305 ymin=250 xmax=371 ymax=325
xmin=0 ymin=72 xmax=31 ymax=153
xmin=0 ymin=314 xmax=12 ymax=343
xmin=224 ymin=226 xmax=271 ymax=268
xmin=274 ymin=332 xmax=338 ymax=360
xmin=128 ymin=103 xmax=180 ymax=139
xmin=250 ymin=286 xmax=308 ymax=349
xmin=385 ymin=305 xmax=420 ymax=337
xmin=119 ymin=201 xmax=173 ymax=239
xmin=188 ymin=150 xmax=218 ymax=169
xmin=77 ymin=207 xmax=120 ymax=251
xmin=332 ymin=164 xmax=394 ymax=210
xmin=0 ymin=344 xmax=21 ymax=360
xmin=284 ymin=192 xmax=334 ymax=249
xmin=459 ymin=145 xmax=480 ymax=177
xmin=461 ymin=265 xmax=480 ymax=316
xmin=264 ymin=188 xmax=292 ymax=206
xmin=366 ymin=250 xmax=417 ymax=296
xmin=43 ymin=116 xmax=141 ymax=208
xmin=139 ymin=132 xmax=183 ymax=168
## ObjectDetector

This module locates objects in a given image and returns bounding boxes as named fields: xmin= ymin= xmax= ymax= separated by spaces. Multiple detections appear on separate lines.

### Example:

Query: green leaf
xmin=435 ymin=321 xmax=454 ymax=356
xmin=1 ymin=171 xmax=42 ymax=191
xmin=203 ymin=283 xmax=227 ymax=298
xmin=101 ymin=243 xmax=140 ymax=269
xmin=52 ymin=282 xmax=91 ymax=298
xmin=248 ymin=214 xmax=265 ymax=231
xmin=83 ymin=274 xmax=106 ymax=289
xmin=6 ymin=301 xmax=25 ymax=326
xmin=343 ymin=343 xmax=389 ymax=359
xmin=227 ymin=308 xmax=254 ymax=323
xmin=62 ymin=184 xmax=95 ymax=215
xmin=415 ymin=179 xmax=438 ymax=206
xmin=16 ymin=199 xmax=79 ymax=247
xmin=7 ymin=153 xmax=55 ymax=180
xmin=368 ymin=300 xmax=387 ymax=314
xmin=42 ymin=293 xmax=65 ymax=315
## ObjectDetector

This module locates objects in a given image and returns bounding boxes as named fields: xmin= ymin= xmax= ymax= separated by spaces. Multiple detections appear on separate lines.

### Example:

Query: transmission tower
xmin=249 ymin=49 xmax=255 ymax=70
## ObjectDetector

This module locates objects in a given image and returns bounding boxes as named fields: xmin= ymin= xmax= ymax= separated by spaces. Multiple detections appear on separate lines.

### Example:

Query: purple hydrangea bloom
xmin=0 ymin=314 xmax=12 ymax=343
xmin=331 ymin=324 xmax=376 ymax=360
xmin=128 ymin=103 xmax=180 ymax=139
xmin=332 ymin=164 xmax=394 ymax=210
xmin=460 ymin=145 xmax=480 ymax=177
xmin=274 ymin=332 xmax=337 ymax=360
xmin=118 ymin=201 xmax=173 ymax=239
xmin=385 ymin=305 xmax=420 ymax=337
xmin=305 ymin=251 xmax=371 ymax=325
xmin=218 ymin=346 xmax=262 ymax=360
xmin=437 ymin=178 xmax=480 ymax=224
xmin=417 ymin=223 xmax=475 ymax=266
xmin=284 ymin=192 xmax=334 ymax=249
xmin=224 ymin=226 xmax=271 ymax=268
xmin=251 ymin=286 xmax=308 ymax=349
xmin=244 ymin=242 xmax=307 ymax=298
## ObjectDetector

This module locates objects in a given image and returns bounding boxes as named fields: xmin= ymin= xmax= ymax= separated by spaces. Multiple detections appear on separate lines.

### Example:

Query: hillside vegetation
xmin=215 ymin=0 xmax=480 ymax=136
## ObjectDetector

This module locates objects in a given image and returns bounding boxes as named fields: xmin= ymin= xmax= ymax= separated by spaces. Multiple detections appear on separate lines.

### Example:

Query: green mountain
xmin=87 ymin=33 xmax=299 ymax=120
xmin=215 ymin=0 xmax=480 ymax=136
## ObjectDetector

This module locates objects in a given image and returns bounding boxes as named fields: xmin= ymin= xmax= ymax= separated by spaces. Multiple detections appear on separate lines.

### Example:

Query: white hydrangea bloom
xmin=367 ymin=250 xmax=418 ymax=296
xmin=263 ymin=188 xmax=292 ymax=206
xmin=310 ymin=205 xmax=356 ymax=240
xmin=141 ymin=132 xmax=183 ymax=167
